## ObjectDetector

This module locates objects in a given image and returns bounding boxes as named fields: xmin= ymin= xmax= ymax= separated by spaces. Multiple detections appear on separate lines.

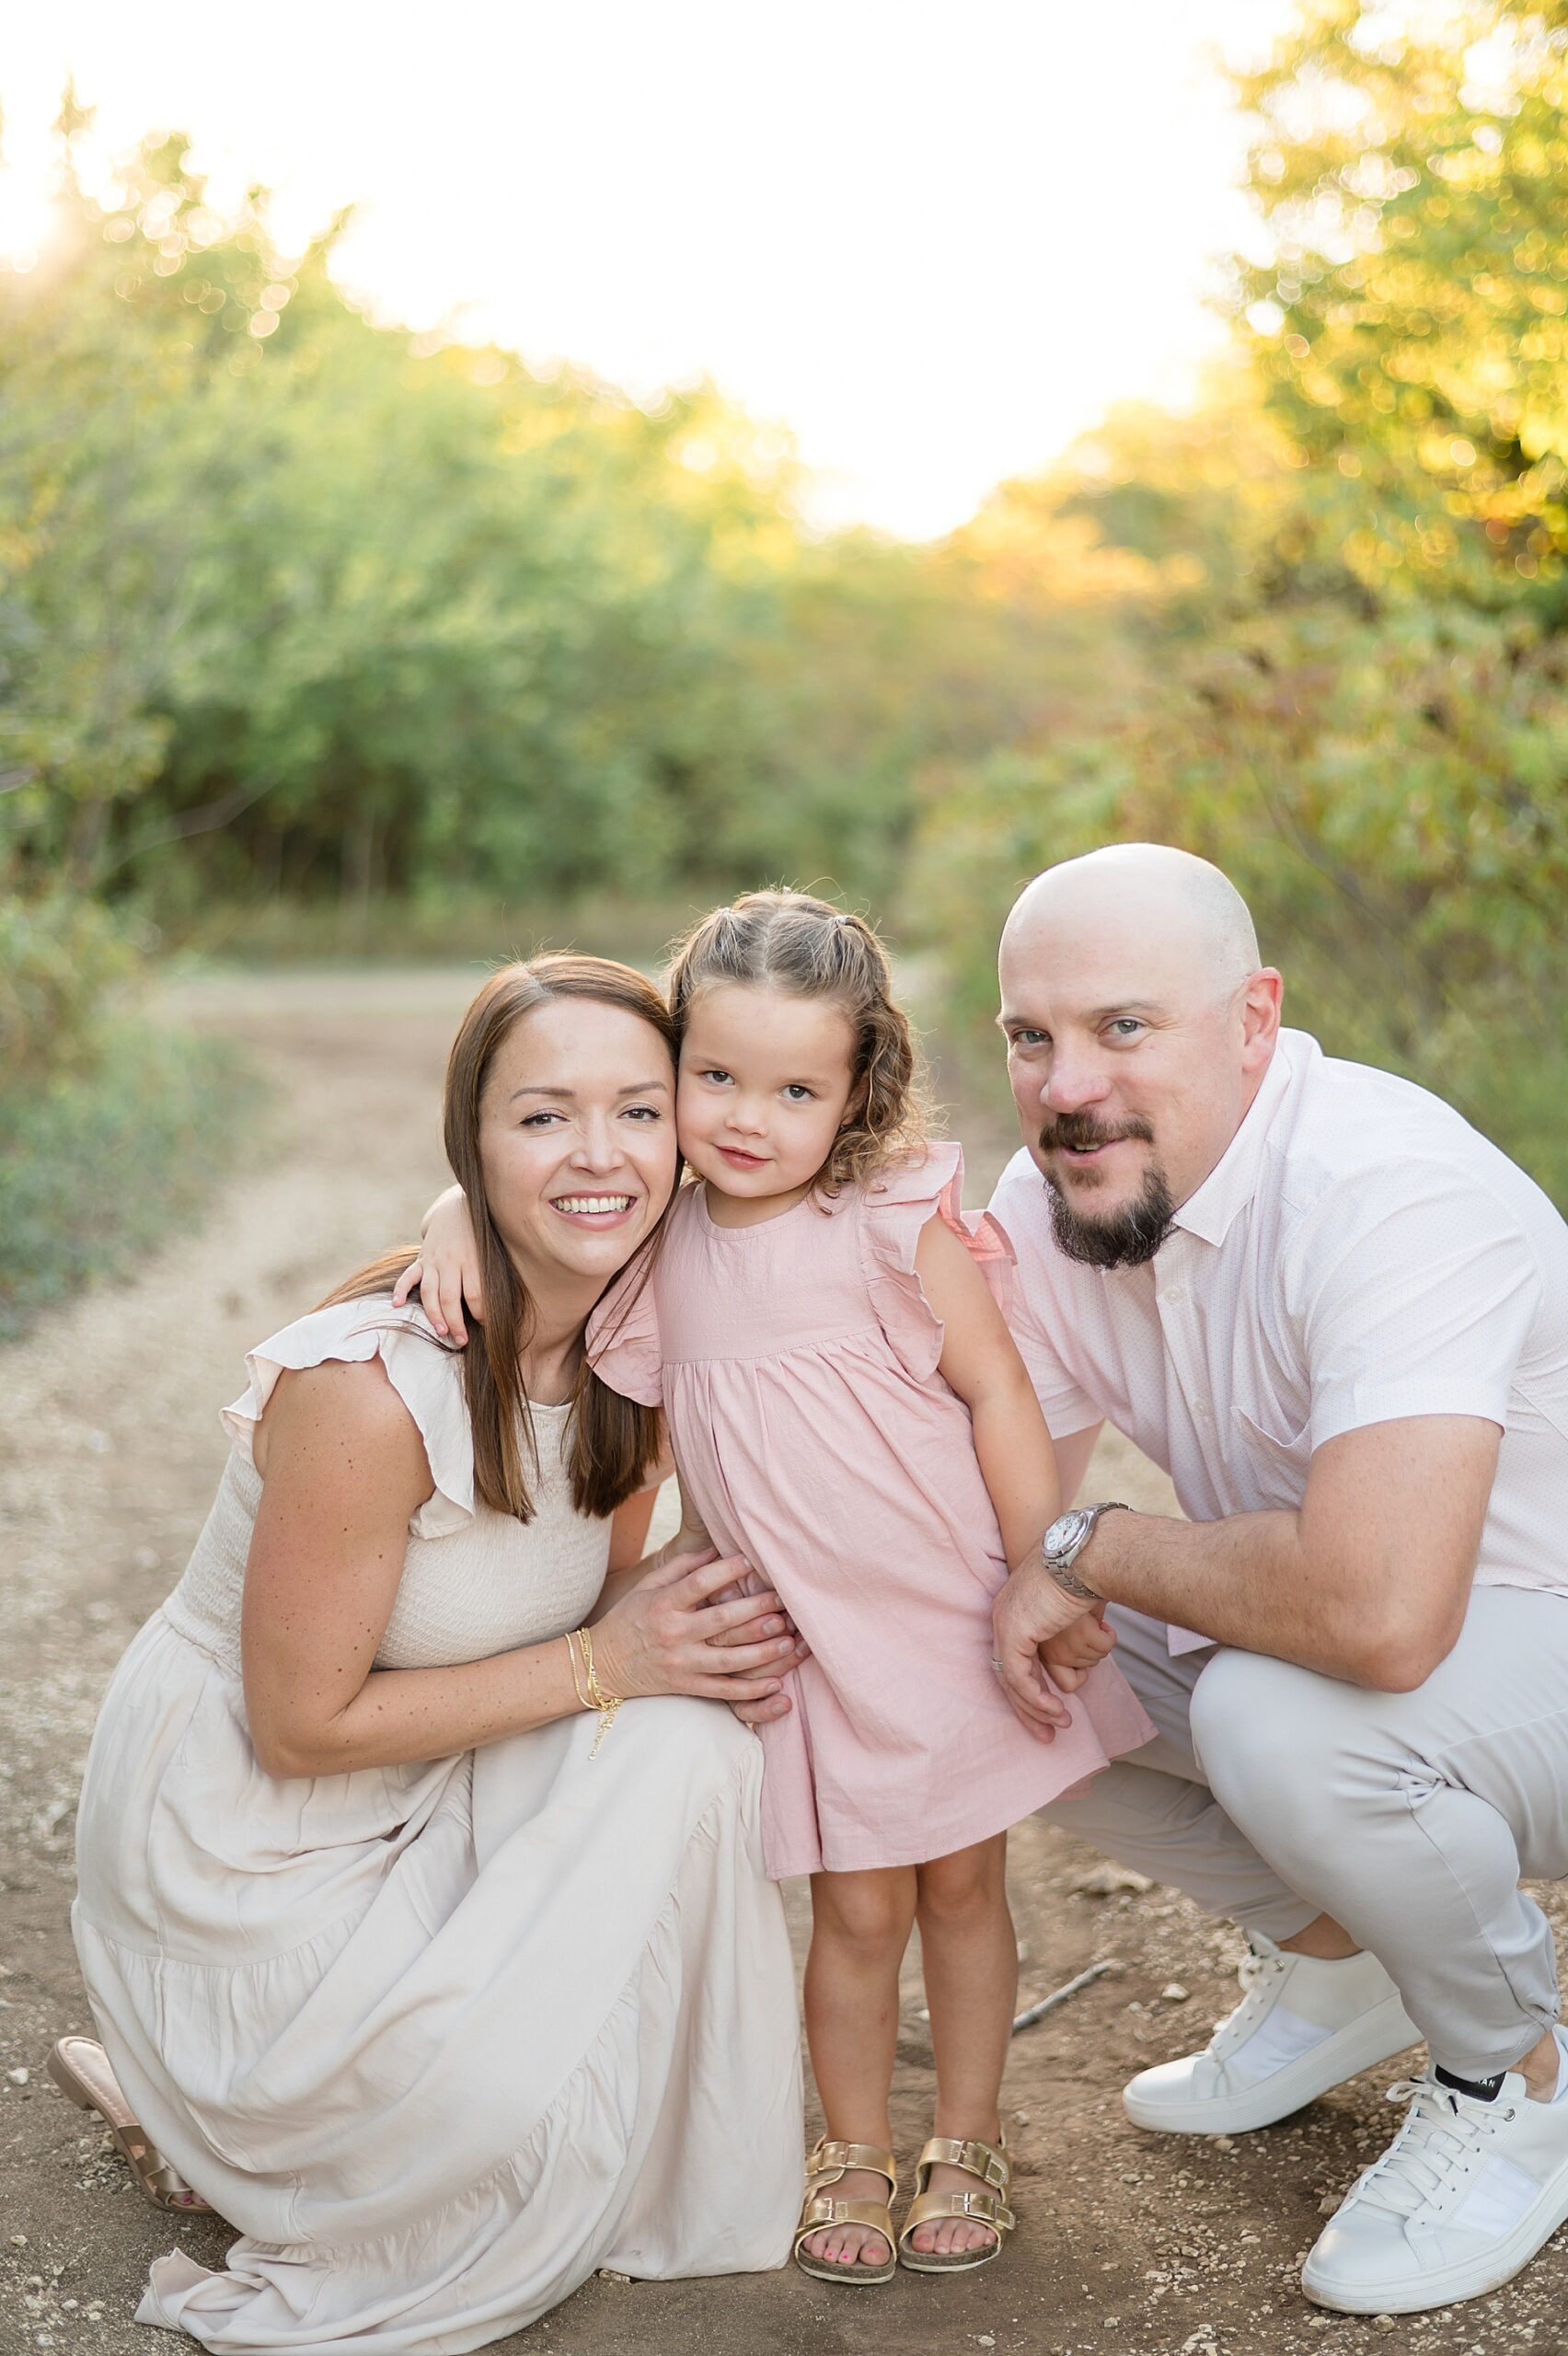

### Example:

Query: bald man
xmin=987 ymin=844 xmax=1568 ymax=2318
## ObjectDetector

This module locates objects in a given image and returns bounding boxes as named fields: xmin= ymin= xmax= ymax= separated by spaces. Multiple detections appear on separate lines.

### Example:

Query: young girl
xmin=411 ymin=892 xmax=1152 ymax=2285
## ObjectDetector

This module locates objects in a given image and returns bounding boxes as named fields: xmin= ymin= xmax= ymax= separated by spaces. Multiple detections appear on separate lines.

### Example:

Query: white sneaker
xmin=1123 ymin=1935 xmax=1419 ymax=2136
xmin=1304 ymin=2058 xmax=1568 ymax=2313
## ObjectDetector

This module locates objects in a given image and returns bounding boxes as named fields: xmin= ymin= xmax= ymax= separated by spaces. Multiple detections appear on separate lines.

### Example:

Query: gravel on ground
xmin=3 ymin=966 xmax=1562 ymax=2356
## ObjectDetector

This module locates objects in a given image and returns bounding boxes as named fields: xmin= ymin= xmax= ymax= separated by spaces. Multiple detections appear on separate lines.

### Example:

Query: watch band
xmin=1044 ymin=1553 xmax=1102 ymax=1604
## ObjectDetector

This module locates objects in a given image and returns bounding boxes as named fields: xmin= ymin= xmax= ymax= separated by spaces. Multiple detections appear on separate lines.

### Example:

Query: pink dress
xmin=588 ymin=1142 xmax=1155 ymax=1878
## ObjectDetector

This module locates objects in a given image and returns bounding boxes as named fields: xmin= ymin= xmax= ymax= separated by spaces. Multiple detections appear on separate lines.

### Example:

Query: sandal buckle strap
xmin=917 ymin=2134 xmax=1011 ymax=2191
xmin=804 ymin=2138 xmax=896 ymax=2190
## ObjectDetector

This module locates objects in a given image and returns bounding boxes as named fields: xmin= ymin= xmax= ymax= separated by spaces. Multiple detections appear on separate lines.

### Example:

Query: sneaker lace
xmin=1350 ymin=2078 xmax=1512 ymax=2221
xmin=1207 ymin=1936 xmax=1289 ymax=2063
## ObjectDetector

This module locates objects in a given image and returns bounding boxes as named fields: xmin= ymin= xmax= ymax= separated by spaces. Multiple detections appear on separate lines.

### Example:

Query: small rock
xmin=7 ymin=2067 xmax=30 ymax=2085
xmin=1319 ymin=2192 xmax=1342 ymax=2215
xmin=1162 ymin=1983 xmax=1191 ymax=2003
xmin=1014 ymin=2109 xmax=1031 ymax=2126
xmin=1073 ymin=1864 xmax=1153 ymax=1899
xmin=1213 ymin=2134 xmax=1235 ymax=2152
xmin=596 ymin=2268 xmax=632 ymax=2285
xmin=8 ymin=2233 xmax=26 ymax=2246
xmin=979 ymin=2339 xmax=997 ymax=2350
xmin=1373 ymin=2319 xmax=1396 ymax=2334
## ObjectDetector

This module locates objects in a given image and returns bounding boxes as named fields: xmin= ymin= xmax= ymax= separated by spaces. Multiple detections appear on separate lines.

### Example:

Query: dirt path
xmin=2 ymin=968 xmax=1561 ymax=2356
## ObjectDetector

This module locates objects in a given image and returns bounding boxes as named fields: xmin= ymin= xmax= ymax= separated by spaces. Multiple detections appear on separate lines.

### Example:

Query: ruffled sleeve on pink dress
xmin=852 ymin=1141 xmax=1015 ymax=1380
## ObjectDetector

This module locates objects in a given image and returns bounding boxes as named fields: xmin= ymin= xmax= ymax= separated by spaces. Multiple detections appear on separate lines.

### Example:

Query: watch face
xmin=1044 ymin=1509 xmax=1088 ymax=1557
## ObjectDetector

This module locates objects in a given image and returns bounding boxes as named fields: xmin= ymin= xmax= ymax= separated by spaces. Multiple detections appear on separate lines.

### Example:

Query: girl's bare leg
xmin=910 ymin=1832 xmax=1017 ymax=2258
xmin=800 ymin=1864 xmax=917 ymax=2270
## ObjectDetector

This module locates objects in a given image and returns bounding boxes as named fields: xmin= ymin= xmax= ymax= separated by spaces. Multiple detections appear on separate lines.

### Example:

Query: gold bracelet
xmin=563 ymin=1629 xmax=592 ymax=1714
xmin=574 ymin=1623 xmax=623 ymax=1759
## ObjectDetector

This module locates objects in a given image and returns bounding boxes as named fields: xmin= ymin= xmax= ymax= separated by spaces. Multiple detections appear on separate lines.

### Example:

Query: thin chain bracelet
xmin=572 ymin=1623 xmax=623 ymax=1758
xmin=562 ymin=1628 xmax=593 ymax=1714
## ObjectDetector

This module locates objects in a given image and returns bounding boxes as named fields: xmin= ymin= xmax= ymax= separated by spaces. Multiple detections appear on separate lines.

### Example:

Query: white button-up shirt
xmin=990 ymin=1029 xmax=1568 ymax=1650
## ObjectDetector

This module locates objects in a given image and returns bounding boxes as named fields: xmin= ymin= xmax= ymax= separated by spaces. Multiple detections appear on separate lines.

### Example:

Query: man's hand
xmin=992 ymin=1560 xmax=1092 ymax=1738
xmin=1041 ymin=1609 xmax=1117 ymax=1694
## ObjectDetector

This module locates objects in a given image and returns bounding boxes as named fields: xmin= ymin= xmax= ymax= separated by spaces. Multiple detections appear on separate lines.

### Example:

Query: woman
xmin=54 ymin=954 xmax=805 ymax=2351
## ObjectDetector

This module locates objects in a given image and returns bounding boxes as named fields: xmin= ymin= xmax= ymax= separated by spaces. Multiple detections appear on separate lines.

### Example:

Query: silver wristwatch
xmin=1040 ymin=1503 xmax=1128 ymax=1603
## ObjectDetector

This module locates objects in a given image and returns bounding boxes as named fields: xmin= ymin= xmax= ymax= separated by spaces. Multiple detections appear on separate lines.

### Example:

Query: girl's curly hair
xmin=665 ymin=889 xmax=933 ymax=1193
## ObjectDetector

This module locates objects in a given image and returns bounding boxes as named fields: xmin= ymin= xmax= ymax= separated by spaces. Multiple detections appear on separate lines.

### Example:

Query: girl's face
xmin=677 ymin=983 xmax=859 ymax=1207
xmin=478 ymin=998 xmax=677 ymax=1294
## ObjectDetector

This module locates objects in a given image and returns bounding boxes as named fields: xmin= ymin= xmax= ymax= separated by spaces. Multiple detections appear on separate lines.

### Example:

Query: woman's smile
xmin=548 ymin=1190 xmax=640 ymax=1226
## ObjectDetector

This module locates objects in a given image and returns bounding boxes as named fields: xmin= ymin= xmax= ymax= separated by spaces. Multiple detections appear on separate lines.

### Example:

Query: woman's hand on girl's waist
xmin=589 ymin=1546 xmax=809 ymax=1708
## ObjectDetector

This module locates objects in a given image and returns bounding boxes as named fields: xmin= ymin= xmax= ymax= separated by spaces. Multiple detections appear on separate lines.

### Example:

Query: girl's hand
xmin=589 ymin=1547 xmax=807 ymax=1705
xmin=391 ymin=1185 xmax=482 ymax=1344
xmin=1041 ymin=1610 xmax=1117 ymax=1694
xmin=705 ymin=1566 xmax=809 ymax=1726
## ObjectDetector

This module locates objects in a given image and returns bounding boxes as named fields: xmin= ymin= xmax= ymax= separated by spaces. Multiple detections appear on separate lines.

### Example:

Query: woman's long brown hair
xmin=320 ymin=955 xmax=675 ymax=1522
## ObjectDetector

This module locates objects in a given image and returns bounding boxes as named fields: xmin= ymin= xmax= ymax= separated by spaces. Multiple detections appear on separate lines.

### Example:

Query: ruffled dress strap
xmin=221 ymin=1297 xmax=475 ymax=1539
xmin=854 ymin=1141 xmax=1017 ymax=1381
xmin=585 ymin=1254 xmax=663 ymax=1408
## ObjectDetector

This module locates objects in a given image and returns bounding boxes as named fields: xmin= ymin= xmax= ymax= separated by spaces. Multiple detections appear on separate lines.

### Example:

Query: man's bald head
xmin=1001 ymin=844 xmax=1262 ymax=1009
xmin=996 ymin=844 xmax=1281 ymax=1266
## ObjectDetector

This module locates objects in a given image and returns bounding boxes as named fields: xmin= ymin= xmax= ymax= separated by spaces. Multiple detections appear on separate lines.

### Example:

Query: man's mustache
xmin=1039 ymin=1113 xmax=1155 ymax=1154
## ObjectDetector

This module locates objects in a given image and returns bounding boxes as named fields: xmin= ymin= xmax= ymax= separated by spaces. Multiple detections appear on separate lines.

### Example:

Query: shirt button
xmin=1164 ymin=1283 xmax=1187 ymax=1307
xmin=1193 ymin=1399 xmax=1210 ymax=1419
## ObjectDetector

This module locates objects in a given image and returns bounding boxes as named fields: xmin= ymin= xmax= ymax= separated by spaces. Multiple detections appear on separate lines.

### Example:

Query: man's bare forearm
xmin=1078 ymin=1507 xmax=1377 ymax=1681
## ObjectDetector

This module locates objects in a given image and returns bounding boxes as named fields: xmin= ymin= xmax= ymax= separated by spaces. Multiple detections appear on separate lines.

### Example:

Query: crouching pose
xmin=989 ymin=845 xmax=1568 ymax=2319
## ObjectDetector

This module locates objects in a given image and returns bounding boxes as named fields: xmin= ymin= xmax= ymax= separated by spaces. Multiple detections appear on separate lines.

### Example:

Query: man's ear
xmin=1240 ymin=969 xmax=1284 ymax=1071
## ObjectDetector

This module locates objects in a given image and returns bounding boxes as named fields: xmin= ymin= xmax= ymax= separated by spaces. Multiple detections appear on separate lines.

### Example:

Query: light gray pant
xmin=1043 ymin=1588 xmax=1568 ymax=2081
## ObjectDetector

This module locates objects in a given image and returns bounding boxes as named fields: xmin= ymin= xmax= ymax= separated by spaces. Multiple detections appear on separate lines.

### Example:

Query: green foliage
xmin=0 ymin=1016 xmax=252 ymax=1341
xmin=1236 ymin=0 xmax=1568 ymax=600
xmin=909 ymin=0 xmax=1568 ymax=1204
xmin=6 ymin=13 xmax=1567 ymax=1257
xmin=0 ymin=891 xmax=137 ymax=1080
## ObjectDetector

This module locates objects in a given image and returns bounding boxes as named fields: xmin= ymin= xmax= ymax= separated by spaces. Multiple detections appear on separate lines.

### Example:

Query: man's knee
xmin=1188 ymin=1648 xmax=1357 ymax=1840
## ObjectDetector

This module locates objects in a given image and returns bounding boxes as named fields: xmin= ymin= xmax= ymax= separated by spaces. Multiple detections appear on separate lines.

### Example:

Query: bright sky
xmin=0 ymin=0 xmax=1298 ymax=538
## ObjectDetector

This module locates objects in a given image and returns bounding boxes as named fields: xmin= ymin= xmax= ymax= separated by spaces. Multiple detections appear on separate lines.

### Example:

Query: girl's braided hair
xmin=665 ymin=889 xmax=932 ymax=1193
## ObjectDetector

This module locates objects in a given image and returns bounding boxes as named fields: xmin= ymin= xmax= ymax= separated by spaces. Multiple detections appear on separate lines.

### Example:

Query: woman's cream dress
xmin=71 ymin=1299 xmax=802 ymax=2353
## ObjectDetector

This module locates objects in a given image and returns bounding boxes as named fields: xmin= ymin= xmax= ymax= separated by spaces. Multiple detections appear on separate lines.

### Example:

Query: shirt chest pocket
xmin=1231 ymin=1403 xmax=1311 ymax=1510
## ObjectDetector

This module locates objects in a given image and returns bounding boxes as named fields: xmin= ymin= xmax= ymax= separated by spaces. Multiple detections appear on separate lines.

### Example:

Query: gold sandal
xmin=48 ymin=2037 xmax=214 ymax=2215
xmin=897 ymin=2131 xmax=1014 ymax=2273
xmin=792 ymin=2137 xmax=898 ymax=2285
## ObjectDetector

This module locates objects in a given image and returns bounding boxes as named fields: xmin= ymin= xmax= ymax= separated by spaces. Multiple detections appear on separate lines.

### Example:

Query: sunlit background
xmin=4 ymin=0 xmax=1567 ymax=1344
xmin=1 ymin=0 xmax=1296 ymax=536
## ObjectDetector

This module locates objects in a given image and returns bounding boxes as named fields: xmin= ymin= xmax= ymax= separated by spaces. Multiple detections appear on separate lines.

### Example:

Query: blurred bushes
xmin=5 ymin=0 xmax=1568 ymax=1246
xmin=0 ymin=124 xmax=1082 ymax=937
xmin=0 ymin=1018 xmax=251 ymax=1340
xmin=0 ymin=892 xmax=137 ymax=1080
xmin=911 ymin=0 xmax=1568 ymax=1203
